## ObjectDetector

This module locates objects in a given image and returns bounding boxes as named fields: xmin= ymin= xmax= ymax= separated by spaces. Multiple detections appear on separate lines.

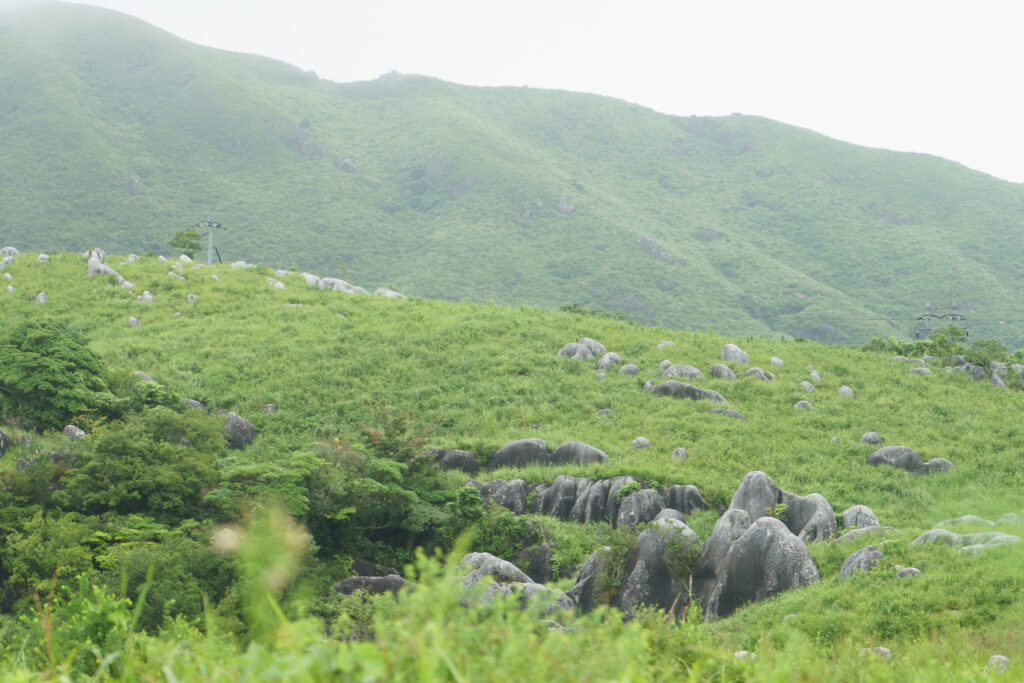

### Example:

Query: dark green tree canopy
xmin=0 ymin=319 xmax=122 ymax=430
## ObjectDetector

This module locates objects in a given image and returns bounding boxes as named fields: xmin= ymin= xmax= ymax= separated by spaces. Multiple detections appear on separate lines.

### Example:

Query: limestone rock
xmin=566 ymin=547 xmax=609 ymax=612
xmin=375 ymin=287 xmax=407 ymax=299
xmin=987 ymin=655 xmax=1010 ymax=674
xmin=651 ymin=381 xmax=726 ymax=403
xmin=37 ymin=253 xmax=49 ymax=262
xmin=840 ymin=545 xmax=883 ymax=579
xmin=671 ymin=447 xmax=689 ymax=461
xmin=702 ymin=516 xmax=819 ymax=618
xmin=137 ymin=291 xmax=155 ymax=303
xmin=794 ymin=400 xmax=814 ymax=410
xmin=551 ymin=441 xmax=610 ymax=466
xmin=615 ymin=489 xmax=666 ymax=529
xmin=302 ymin=272 xmax=320 ymax=286
xmin=0 ymin=428 xmax=13 ymax=455
xmin=618 ymin=521 xmax=699 ymax=618
xmin=800 ymin=380 xmax=816 ymax=392
xmin=489 ymin=438 xmax=548 ymax=469
xmin=837 ymin=526 xmax=897 ymax=544
xmin=770 ymin=356 xmax=784 ymax=367
xmin=578 ymin=337 xmax=606 ymax=356
xmin=860 ymin=432 xmax=884 ymax=445
xmin=809 ymin=370 xmax=822 ymax=382
xmin=595 ymin=352 xmax=622 ymax=370
xmin=744 ymin=367 xmax=773 ymax=381
xmin=721 ymin=343 xmax=749 ymax=364
xmin=335 ymin=575 xmax=407 ymax=596
xmin=558 ymin=343 xmax=593 ymax=361
xmin=710 ymin=364 xmax=737 ymax=380
xmin=632 ymin=436 xmax=652 ymax=449
xmin=868 ymin=446 xmax=954 ymax=475
xmin=843 ymin=505 xmax=880 ymax=529
xmin=34 ymin=292 xmax=47 ymax=304
xmin=663 ymin=484 xmax=709 ymax=514
xmin=63 ymin=424 xmax=86 ymax=440
xmin=430 ymin=449 xmax=479 ymax=474
xmin=319 ymin=278 xmax=368 ymax=294
xmin=478 ymin=479 xmax=529 ymax=515
xmin=909 ymin=367 xmax=933 ymax=375
xmin=656 ymin=340 xmax=676 ymax=349
xmin=663 ymin=364 xmax=703 ymax=379
xmin=708 ymin=409 xmax=745 ymax=420
xmin=128 ymin=317 xmax=139 ymax=328
xmin=896 ymin=567 xmax=922 ymax=578
xmin=0 ymin=246 xmax=19 ymax=256
xmin=183 ymin=399 xmax=207 ymax=411
xmin=618 ymin=363 xmax=640 ymax=376
xmin=837 ymin=386 xmax=855 ymax=399
xmin=224 ymin=412 xmax=258 ymax=449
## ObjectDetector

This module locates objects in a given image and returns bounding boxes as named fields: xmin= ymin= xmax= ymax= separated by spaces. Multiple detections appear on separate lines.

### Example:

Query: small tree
xmin=168 ymin=228 xmax=202 ymax=258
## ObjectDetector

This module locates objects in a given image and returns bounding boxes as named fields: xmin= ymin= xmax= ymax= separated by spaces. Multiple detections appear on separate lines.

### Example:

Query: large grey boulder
xmin=615 ymin=489 xmax=666 ymax=529
xmin=489 ymin=438 xmax=548 ymax=469
xmin=794 ymin=400 xmax=814 ymax=410
xmin=809 ymin=370 xmax=822 ymax=383
xmin=726 ymin=471 xmax=836 ymax=542
xmin=618 ymin=363 xmax=640 ymax=376
xmin=0 ymin=246 xmax=18 ymax=256
xmin=663 ymin=364 xmax=703 ymax=379
xmin=558 ymin=343 xmax=593 ymax=361
xmin=632 ymin=436 xmax=652 ymax=449
xmin=671 ymin=447 xmax=689 ymax=461
xmin=868 ymin=446 xmax=954 ymax=475
xmin=430 ymin=449 xmax=479 ymax=474
xmin=595 ymin=352 xmax=622 ymax=370
xmin=710 ymin=364 xmax=737 ymax=380
xmin=840 ymin=545 xmax=883 ymax=580
xmin=651 ymin=381 xmax=726 ymax=403
xmin=618 ymin=520 xmax=700 ymax=618
xmin=721 ymin=344 xmax=749 ymax=364
xmin=87 ymin=257 xmax=120 ymax=278
xmin=701 ymin=516 xmax=820 ymax=618
xmin=860 ymin=432 xmax=884 ymax=445
xmin=991 ymin=372 xmax=1008 ymax=391
xmin=335 ymin=574 xmax=407 ymax=596
xmin=770 ymin=357 xmax=784 ymax=367
xmin=843 ymin=505 xmax=880 ymax=529
xmin=224 ymin=412 xmax=258 ymax=449
xmin=799 ymin=380 xmax=816 ymax=393
xmin=663 ymin=484 xmax=709 ymax=514
xmin=957 ymin=363 xmax=987 ymax=381
xmin=837 ymin=386 xmax=855 ymax=399
xmin=551 ymin=441 xmax=610 ymax=466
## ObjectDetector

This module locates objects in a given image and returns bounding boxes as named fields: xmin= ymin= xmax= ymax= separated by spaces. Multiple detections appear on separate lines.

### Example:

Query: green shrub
xmin=0 ymin=319 xmax=124 ymax=431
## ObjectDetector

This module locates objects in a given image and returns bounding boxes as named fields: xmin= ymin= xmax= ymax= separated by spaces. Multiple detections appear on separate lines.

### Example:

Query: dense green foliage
xmin=3 ymin=3 xmax=1024 ymax=346
xmin=0 ymin=252 xmax=1022 ymax=679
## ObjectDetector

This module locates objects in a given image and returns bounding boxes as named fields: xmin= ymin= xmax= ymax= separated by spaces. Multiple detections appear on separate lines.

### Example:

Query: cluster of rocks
xmin=85 ymin=248 xmax=137 ymax=290
xmin=472 ymin=475 xmax=707 ymax=527
xmin=694 ymin=471 xmax=834 ymax=618
xmin=910 ymin=527 xmax=1020 ymax=555
xmin=867 ymin=446 xmax=954 ymax=475
xmin=487 ymin=438 xmax=610 ymax=469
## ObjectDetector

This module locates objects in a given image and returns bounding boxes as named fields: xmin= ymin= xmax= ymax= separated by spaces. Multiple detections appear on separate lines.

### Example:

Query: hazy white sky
xmin=74 ymin=0 xmax=1024 ymax=183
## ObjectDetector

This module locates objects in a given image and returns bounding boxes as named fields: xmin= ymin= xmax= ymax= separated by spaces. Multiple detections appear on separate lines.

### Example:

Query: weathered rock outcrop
xmin=619 ymin=363 xmax=640 ymax=376
xmin=710 ymin=364 xmax=737 ymax=380
xmin=721 ymin=344 xmax=749 ymax=364
xmin=840 ymin=545 xmax=883 ymax=579
xmin=868 ymin=446 xmax=954 ymax=475
xmin=744 ymin=367 xmax=773 ymax=381
xmin=651 ymin=381 xmax=726 ymax=403
xmin=700 ymin=516 xmax=819 ymax=619
xmin=335 ymin=574 xmax=408 ymax=597
xmin=615 ymin=489 xmax=666 ymax=529
xmin=860 ymin=432 xmax=884 ymax=445
xmin=488 ymin=438 xmax=609 ymax=469
xmin=429 ymin=448 xmax=479 ymax=474
xmin=595 ymin=352 xmax=622 ymax=370
xmin=224 ymin=412 xmax=258 ymax=449
xmin=558 ymin=343 xmax=593 ymax=361
xmin=663 ymin=364 xmax=703 ymax=379
xmin=843 ymin=505 xmax=880 ymax=529
xmin=318 ymin=278 xmax=368 ymax=294
xmin=0 ymin=428 xmax=13 ymax=455
xmin=460 ymin=552 xmax=574 ymax=612
xmin=726 ymin=471 xmax=836 ymax=542
xmin=617 ymin=518 xmax=700 ymax=618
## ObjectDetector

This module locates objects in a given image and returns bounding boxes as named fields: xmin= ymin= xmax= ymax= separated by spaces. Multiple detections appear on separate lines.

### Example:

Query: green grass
xmin=1 ymin=251 xmax=1023 ymax=678
xmin=3 ymin=3 xmax=1024 ymax=347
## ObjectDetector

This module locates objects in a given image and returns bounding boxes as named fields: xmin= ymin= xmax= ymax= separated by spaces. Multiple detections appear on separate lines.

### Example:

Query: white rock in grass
xmin=672 ymin=447 xmax=689 ymax=461
xmin=632 ymin=437 xmax=652 ymax=449
xmin=5 ymin=285 xmax=14 ymax=293
xmin=302 ymin=272 xmax=320 ymax=286
xmin=128 ymin=317 xmax=139 ymax=328
xmin=37 ymin=253 xmax=49 ymax=262
xmin=273 ymin=281 xmax=286 ymax=290
xmin=274 ymin=269 xmax=290 ymax=278
xmin=137 ymin=291 xmax=155 ymax=303
xmin=988 ymin=655 xmax=1010 ymax=673
xmin=3 ymin=273 xmax=11 ymax=280
xmin=34 ymin=292 xmax=46 ymax=303
xmin=158 ymin=255 xmax=168 ymax=263
xmin=186 ymin=294 xmax=199 ymax=303
xmin=375 ymin=287 xmax=406 ymax=298
xmin=211 ymin=275 xmax=220 ymax=282
xmin=770 ymin=356 xmax=784 ymax=367
xmin=837 ymin=386 xmax=855 ymax=400
xmin=656 ymin=340 xmax=675 ymax=349
xmin=179 ymin=254 xmax=192 ymax=263
xmin=794 ymin=400 xmax=814 ymax=410
xmin=0 ymin=246 xmax=19 ymax=256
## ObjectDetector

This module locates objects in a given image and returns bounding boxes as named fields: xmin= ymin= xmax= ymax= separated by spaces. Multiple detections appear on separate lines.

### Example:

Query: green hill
xmin=0 ymin=250 xmax=1022 ymax=679
xmin=2 ymin=2 xmax=1024 ymax=348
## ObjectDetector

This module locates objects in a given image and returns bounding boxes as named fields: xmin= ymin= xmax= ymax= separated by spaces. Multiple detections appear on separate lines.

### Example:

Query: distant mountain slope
xmin=2 ymin=2 xmax=1023 ymax=344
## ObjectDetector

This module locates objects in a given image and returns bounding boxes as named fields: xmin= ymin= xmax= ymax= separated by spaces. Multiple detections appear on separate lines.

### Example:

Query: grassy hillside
xmin=2 ymin=2 xmax=1024 ymax=346
xmin=0 ymin=251 xmax=1022 ymax=679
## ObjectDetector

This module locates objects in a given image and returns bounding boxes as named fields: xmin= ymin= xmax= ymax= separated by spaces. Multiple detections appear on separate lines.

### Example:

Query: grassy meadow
xmin=0 ymin=251 xmax=1022 ymax=680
